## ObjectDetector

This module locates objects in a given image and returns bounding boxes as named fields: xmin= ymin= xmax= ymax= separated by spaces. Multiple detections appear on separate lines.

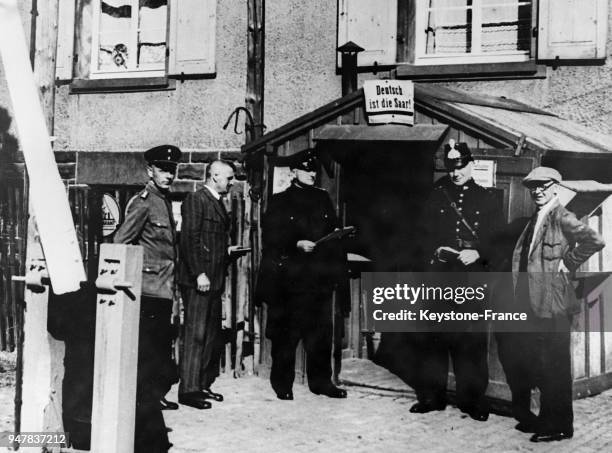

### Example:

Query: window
xmin=337 ymin=0 xmax=608 ymax=70
xmin=415 ymin=0 xmax=533 ymax=64
xmin=56 ymin=0 xmax=218 ymax=84
xmin=91 ymin=0 xmax=168 ymax=79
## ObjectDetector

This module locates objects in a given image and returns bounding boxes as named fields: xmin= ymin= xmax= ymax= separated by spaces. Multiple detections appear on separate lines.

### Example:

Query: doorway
xmin=338 ymin=142 xmax=435 ymax=272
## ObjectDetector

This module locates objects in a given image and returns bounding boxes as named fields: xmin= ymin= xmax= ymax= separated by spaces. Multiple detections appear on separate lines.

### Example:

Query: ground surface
xmin=1 ymin=356 xmax=612 ymax=452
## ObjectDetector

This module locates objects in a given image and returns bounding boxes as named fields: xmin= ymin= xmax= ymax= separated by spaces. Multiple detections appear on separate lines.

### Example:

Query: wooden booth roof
xmin=242 ymin=84 xmax=612 ymax=157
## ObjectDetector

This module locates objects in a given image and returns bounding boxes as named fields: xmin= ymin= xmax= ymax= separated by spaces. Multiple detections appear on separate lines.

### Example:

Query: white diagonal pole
xmin=0 ymin=0 xmax=85 ymax=294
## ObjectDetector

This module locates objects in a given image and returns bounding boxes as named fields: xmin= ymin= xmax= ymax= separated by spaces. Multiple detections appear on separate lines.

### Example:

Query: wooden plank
xmin=91 ymin=244 xmax=143 ymax=453
xmin=315 ymin=124 xmax=449 ymax=142
xmin=396 ymin=61 xmax=543 ymax=82
xmin=0 ymin=0 xmax=85 ymax=293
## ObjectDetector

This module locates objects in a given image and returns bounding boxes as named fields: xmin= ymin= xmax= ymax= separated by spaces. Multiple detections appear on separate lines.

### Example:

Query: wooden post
xmin=246 ymin=0 xmax=265 ymax=375
xmin=91 ymin=244 xmax=143 ymax=453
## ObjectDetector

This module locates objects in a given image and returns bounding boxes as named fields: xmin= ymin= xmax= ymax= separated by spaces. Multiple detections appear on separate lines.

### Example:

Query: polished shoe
xmin=200 ymin=388 xmax=224 ymax=402
xmin=458 ymin=404 xmax=489 ymax=422
xmin=409 ymin=401 xmax=446 ymax=414
xmin=312 ymin=386 xmax=347 ymax=399
xmin=465 ymin=409 xmax=489 ymax=422
xmin=530 ymin=431 xmax=573 ymax=443
xmin=515 ymin=422 xmax=538 ymax=433
xmin=276 ymin=391 xmax=294 ymax=400
xmin=178 ymin=392 xmax=212 ymax=410
xmin=160 ymin=397 xmax=179 ymax=410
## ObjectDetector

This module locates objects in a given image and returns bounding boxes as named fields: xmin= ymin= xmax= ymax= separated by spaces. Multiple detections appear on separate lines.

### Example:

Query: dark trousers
xmin=498 ymin=318 xmax=573 ymax=433
xmin=408 ymin=331 xmax=489 ymax=410
xmin=496 ymin=332 xmax=538 ymax=426
xmin=135 ymin=297 xmax=174 ymax=453
xmin=180 ymin=287 xmax=223 ymax=393
xmin=269 ymin=292 xmax=334 ymax=394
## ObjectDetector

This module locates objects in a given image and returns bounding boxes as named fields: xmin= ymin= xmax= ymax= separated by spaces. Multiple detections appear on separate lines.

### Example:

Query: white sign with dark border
xmin=472 ymin=160 xmax=497 ymax=188
xmin=363 ymin=80 xmax=414 ymax=126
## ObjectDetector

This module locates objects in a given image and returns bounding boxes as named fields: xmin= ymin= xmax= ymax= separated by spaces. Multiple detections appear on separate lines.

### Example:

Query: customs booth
xmin=242 ymin=83 xmax=612 ymax=404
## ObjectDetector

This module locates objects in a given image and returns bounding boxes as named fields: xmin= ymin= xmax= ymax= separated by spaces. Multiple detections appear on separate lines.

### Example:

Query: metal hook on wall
xmin=222 ymin=107 xmax=266 ymax=136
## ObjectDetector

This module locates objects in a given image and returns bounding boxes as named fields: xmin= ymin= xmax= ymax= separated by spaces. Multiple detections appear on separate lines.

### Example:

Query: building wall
xmin=264 ymin=0 xmax=341 ymax=131
xmin=53 ymin=0 xmax=248 ymax=154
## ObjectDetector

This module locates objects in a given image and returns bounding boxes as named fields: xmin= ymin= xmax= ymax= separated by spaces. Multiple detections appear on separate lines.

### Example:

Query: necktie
xmin=519 ymin=215 xmax=536 ymax=272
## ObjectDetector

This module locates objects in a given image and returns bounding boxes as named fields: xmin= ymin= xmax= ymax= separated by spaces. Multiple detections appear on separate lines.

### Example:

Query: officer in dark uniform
xmin=257 ymin=149 xmax=349 ymax=400
xmin=114 ymin=144 xmax=181 ymax=453
xmin=408 ymin=140 xmax=502 ymax=421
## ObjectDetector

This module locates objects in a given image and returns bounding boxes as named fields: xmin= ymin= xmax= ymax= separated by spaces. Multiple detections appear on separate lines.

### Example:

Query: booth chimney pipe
xmin=337 ymin=41 xmax=364 ymax=96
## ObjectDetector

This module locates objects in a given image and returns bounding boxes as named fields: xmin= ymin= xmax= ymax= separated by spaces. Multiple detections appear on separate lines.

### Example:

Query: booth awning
xmin=242 ymin=84 xmax=612 ymax=157
xmin=557 ymin=180 xmax=612 ymax=218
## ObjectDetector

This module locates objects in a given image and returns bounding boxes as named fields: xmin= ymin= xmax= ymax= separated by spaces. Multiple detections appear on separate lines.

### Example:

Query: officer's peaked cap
xmin=522 ymin=166 xmax=562 ymax=186
xmin=144 ymin=145 xmax=181 ymax=166
xmin=284 ymin=148 xmax=318 ymax=171
xmin=443 ymin=140 xmax=473 ymax=170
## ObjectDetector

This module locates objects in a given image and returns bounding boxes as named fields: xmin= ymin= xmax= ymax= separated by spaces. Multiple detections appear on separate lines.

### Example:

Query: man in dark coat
xmin=258 ymin=150 xmax=349 ymax=400
xmin=114 ymin=144 xmax=181 ymax=453
xmin=178 ymin=160 xmax=240 ymax=409
xmin=408 ymin=140 xmax=502 ymax=421
xmin=502 ymin=167 xmax=604 ymax=442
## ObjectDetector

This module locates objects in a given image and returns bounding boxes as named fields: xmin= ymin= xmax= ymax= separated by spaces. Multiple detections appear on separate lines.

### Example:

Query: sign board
xmin=363 ymin=80 xmax=414 ymax=125
xmin=472 ymin=160 xmax=497 ymax=188
xmin=102 ymin=193 xmax=121 ymax=237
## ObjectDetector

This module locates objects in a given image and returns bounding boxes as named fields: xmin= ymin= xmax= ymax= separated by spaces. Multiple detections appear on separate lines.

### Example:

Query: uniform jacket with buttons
xmin=114 ymin=181 xmax=177 ymax=299
xmin=257 ymin=184 xmax=349 ymax=311
xmin=178 ymin=186 xmax=230 ymax=292
xmin=512 ymin=200 xmax=605 ymax=317
xmin=421 ymin=176 xmax=502 ymax=271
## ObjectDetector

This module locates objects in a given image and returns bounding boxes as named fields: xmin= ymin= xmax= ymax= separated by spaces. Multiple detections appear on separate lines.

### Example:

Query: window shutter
xmin=337 ymin=0 xmax=398 ymax=67
xmin=538 ymin=0 xmax=608 ymax=60
xmin=55 ymin=0 xmax=76 ymax=81
xmin=168 ymin=0 xmax=216 ymax=76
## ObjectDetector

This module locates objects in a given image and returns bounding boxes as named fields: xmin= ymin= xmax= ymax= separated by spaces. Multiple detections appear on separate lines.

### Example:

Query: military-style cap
xmin=443 ymin=140 xmax=473 ymax=170
xmin=144 ymin=145 xmax=181 ymax=166
xmin=275 ymin=148 xmax=318 ymax=172
xmin=522 ymin=166 xmax=562 ymax=187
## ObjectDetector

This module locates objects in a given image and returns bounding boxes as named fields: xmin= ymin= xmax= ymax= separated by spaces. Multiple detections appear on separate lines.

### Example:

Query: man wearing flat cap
xmin=499 ymin=166 xmax=604 ymax=442
xmin=114 ymin=145 xmax=182 ymax=452
xmin=257 ymin=149 xmax=349 ymax=400
xmin=408 ymin=140 xmax=502 ymax=421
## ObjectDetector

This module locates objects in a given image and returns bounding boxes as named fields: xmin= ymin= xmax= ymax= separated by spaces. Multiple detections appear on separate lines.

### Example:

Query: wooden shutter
xmin=337 ymin=0 xmax=398 ymax=67
xmin=55 ymin=0 xmax=76 ymax=80
xmin=168 ymin=0 xmax=216 ymax=76
xmin=538 ymin=0 xmax=608 ymax=60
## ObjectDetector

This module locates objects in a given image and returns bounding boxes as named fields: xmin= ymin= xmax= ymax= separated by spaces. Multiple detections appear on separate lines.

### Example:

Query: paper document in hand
xmin=438 ymin=246 xmax=460 ymax=262
xmin=315 ymin=226 xmax=356 ymax=245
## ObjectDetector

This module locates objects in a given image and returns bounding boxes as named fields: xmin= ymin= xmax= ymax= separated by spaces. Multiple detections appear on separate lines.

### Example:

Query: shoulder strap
xmin=441 ymin=188 xmax=479 ymax=240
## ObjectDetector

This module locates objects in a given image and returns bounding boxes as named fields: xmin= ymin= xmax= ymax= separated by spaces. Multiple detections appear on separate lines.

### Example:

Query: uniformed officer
xmin=257 ymin=149 xmax=349 ymax=400
xmin=114 ymin=144 xmax=181 ymax=453
xmin=408 ymin=140 xmax=502 ymax=421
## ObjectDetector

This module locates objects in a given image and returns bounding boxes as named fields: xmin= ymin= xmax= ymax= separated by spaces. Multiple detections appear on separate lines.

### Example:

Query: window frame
xmin=412 ymin=0 xmax=534 ymax=66
xmin=89 ymin=0 xmax=168 ymax=80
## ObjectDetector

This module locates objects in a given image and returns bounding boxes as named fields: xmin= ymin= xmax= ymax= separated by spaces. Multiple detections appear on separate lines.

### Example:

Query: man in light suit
xmin=178 ymin=160 xmax=243 ymax=409
xmin=502 ymin=166 xmax=604 ymax=442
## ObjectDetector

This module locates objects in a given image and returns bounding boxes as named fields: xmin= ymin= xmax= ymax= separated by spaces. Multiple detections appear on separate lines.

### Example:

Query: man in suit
xmin=178 ymin=160 xmax=242 ymax=409
xmin=257 ymin=149 xmax=349 ymax=400
xmin=503 ymin=166 xmax=604 ymax=442
xmin=114 ymin=144 xmax=181 ymax=453
xmin=408 ymin=140 xmax=502 ymax=421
